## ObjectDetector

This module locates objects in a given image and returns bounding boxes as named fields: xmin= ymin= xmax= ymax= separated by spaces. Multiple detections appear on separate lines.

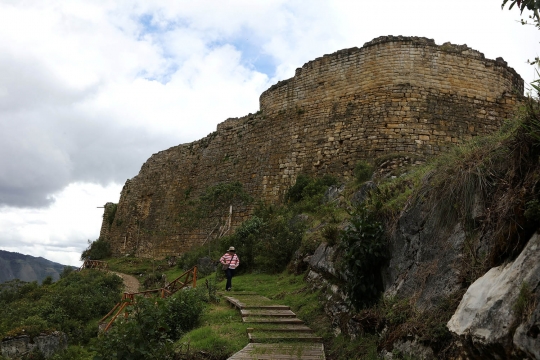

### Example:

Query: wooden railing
xmin=79 ymin=259 xmax=108 ymax=271
xmin=99 ymin=266 xmax=198 ymax=332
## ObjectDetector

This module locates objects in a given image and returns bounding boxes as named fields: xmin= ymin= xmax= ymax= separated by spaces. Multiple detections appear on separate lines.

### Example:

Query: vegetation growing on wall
xmin=80 ymin=238 xmax=112 ymax=261
xmin=178 ymin=181 xmax=252 ymax=237
xmin=178 ymin=174 xmax=338 ymax=274
xmin=106 ymin=203 xmax=117 ymax=228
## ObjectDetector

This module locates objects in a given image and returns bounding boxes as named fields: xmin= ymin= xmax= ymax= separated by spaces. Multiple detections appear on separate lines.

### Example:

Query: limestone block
xmin=1 ymin=332 xmax=67 ymax=359
xmin=447 ymin=233 xmax=540 ymax=358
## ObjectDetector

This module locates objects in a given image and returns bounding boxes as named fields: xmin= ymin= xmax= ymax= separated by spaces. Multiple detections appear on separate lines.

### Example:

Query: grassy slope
xmin=176 ymin=270 xmax=377 ymax=360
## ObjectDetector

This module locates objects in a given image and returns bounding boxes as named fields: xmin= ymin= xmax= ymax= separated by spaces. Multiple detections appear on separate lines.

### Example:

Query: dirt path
xmin=112 ymin=272 xmax=140 ymax=293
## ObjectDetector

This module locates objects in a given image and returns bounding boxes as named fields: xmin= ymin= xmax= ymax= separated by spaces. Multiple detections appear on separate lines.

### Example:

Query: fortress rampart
xmin=101 ymin=36 xmax=523 ymax=258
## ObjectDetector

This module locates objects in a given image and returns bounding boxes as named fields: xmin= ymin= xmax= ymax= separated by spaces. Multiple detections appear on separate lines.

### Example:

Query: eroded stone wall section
xmin=101 ymin=36 xmax=523 ymax=258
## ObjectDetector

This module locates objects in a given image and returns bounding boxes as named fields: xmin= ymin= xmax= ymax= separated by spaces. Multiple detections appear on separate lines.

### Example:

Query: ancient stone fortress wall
xmin=101 ymin=36 xmax=523 ymax=258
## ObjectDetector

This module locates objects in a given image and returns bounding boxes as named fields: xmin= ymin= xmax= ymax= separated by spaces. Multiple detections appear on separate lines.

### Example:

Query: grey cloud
xmin=0 ymin=108 xmax=180 ymax=208
xmin=0 ymin=54 xmax=96 ymax=112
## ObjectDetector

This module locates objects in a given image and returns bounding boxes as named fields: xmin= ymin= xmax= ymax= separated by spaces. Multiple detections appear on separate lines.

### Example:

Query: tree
xmin=502 ymin=0 xmax=540 ymax=24
xmin=502 ymin=0 xmax=540 ymax=89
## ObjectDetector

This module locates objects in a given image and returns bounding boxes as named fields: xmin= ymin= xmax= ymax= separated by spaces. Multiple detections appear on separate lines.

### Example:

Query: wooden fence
xmin=79 ymin=259 xmax=108 ymax=271
xmin=99 ymin=266 xmax=198 ymax=332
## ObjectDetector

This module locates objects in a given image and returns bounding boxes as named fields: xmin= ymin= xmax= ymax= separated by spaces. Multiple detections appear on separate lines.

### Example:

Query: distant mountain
xmin=0 ymin=250 xmax=71 ymax=284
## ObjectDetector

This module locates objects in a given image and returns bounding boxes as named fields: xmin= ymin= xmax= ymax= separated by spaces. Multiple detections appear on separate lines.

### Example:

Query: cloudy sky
xmin=0 ymin=0 xmax=538 ymax=267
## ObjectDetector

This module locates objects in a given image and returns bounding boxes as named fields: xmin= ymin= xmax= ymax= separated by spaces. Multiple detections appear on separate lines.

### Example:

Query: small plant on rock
xmin=354 ymin=161 xmax=374 ymax=184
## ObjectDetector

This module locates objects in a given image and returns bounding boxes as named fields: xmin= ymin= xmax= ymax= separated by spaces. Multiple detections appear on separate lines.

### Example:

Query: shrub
xmin=50 ymin=346 xmax=93 ymax=360
xmin=285 ymin=174 xmax=312 ymax=203
xmin=59 ymin=266 xmax=74 ymax=279
xmin=285 ymin=174 xmax=337 ymax=204
xmin=339 ymin=206 xmax=388 ymax=309
xmin=94 ymin=289 xmax=207 ymax=360
xmin=220 ymin=216 xmax=264 ymax=272
xmin=255 ymin=214 xmax=305 ymax=273
xmin=354 ymin=161 xmax=374 ymax=183
xmin=165 ymin=287 xmax=207 ymax=340
xmin=322 ymin=225 xmax=340 ymax=246
xmin=80 ymin=238 xmax=111 ymax=261
xmin=0 ymin=271 xmax=122 ymax=345
xmin=514 ymin=281 xmax=537 ymax=323
xmin=106 ymin=203 xmax=117 ymax=227
xmin=93 ymin=298 xmax=173 ymax=360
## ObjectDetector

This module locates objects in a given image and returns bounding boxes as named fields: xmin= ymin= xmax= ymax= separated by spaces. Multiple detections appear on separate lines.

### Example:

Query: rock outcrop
xmin=448 ymin=232 xmax=540 ymax=359
xmin=1 ymin=332 xmax=68 ymax=359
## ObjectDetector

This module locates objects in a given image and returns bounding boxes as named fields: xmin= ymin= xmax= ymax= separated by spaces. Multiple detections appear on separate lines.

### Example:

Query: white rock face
xmin=1 ymin=332 xmax=67 ymax=359
xmin=447 ymin=233 xmax=540 ymax=358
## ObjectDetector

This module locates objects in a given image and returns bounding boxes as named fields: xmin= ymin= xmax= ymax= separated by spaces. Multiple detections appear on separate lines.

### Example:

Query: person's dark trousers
xmin=225 ymin=268 xmax=235 ymax=291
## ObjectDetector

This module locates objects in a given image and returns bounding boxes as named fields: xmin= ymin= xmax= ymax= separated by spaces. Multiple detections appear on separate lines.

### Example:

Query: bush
xmin=219 ymin=216 xmax=264 ymax=272
xmin=255 ymin=215 xmax=305 ymax=273
xmin=106 ymin=203 xmax=117 ymax=227
xmin=354 ymin=161 xmax=374 ymax=183
xmin=59 ymin=266 xmax=74 ymax=279
xmin=93 ymin=297 xmax=173 ymax=360
xmin=80 ymin=238 xmax=111 ymax=261
xmin=339 ymin=206 xmax=388 ymax=309
xmin=285 ymin=174 xmax=337 ymax=204
xmin=0 ymin=271 xmax=122 ymax=345
xmin=165 ymin=287 xmax=207 ymax=340
xmin=322 ymin=225 xmax=340 ymax=246
xmin=94 ymin=289 xmax=207 ymax=360
xmin=221 ymin=208 xmax=306 ymax=274
xmin=50 ymin=346 xmax=93 ymax=360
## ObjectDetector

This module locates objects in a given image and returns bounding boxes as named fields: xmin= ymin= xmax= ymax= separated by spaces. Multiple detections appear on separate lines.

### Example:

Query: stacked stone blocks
xmin=101 ymin=36 xmax=523 ymax=258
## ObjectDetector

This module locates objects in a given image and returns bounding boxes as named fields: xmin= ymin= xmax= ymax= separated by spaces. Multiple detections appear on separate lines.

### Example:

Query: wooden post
xmin=192 ymin=266 xmax=197 ymax=288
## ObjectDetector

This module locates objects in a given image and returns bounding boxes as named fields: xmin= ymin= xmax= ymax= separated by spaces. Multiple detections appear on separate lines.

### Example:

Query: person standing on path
xmin=220 ymin=246 xmax=240 ymax=291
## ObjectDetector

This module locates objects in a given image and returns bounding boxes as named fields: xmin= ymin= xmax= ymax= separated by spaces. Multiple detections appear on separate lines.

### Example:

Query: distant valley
xmin=0 ymin=250 xmax=71 ymax=284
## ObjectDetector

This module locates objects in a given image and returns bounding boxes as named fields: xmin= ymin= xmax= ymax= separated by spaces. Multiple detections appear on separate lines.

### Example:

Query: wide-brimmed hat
xmin=228 ymin=246 xmax=235 ymax=252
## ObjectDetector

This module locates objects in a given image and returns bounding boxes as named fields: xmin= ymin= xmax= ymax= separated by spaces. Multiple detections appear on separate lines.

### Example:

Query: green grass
xmin=327 ymin=333 xmax=379 ymax=360
xmin=223 ymin=273 xmax=324 ymax=323
xmin=106 ymin=256 xmax=169 ymax=276
xmin=175 ymin=301 xmax=249 ymax=358
xmin=174 ymin=270 xmax=333 ymax=359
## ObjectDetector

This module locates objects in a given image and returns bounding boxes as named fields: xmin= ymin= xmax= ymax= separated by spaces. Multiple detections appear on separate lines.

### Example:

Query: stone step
xmin=224 ymin=296 xmax=290 ymax=310
xmin=248 ymin=331 xmax=323 ymax=343
xmin=241 ymin=309 xmax=296 ymax=318
xmin=247 ymin=325 xmax=313 ymax=333
xmin=243 ymin=317 xmax=304 ymax=324
xmin=228 ymin=343 xmax=326 ymax=359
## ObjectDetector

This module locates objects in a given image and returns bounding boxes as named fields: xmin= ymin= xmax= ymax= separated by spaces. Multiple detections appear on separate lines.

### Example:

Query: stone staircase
xmin=224 ymin=292 xmax=325 ymax=360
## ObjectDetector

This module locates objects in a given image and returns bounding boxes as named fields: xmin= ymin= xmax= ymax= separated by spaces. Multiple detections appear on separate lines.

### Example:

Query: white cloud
xmin=0 ymin=182 xmax=122 ymax=266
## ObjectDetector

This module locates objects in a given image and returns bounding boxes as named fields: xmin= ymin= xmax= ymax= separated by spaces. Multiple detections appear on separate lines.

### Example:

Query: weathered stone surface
xmin=309 ymin=243 xmax=339 ymax=278
xmin=1 ymin=332 xmax=68 ymax=359
xmin=447 ymin=232 xmax=540 ymax=359
xmin=383 ymin=203 xmax=466 ymax=310
xmin=100 ymin=36 xmax=523 ymax=259
xmin=324 ymin=184 xmax=345 ymax=203
xmin=514 ymin=309 xmax=540 ymax=359
xmin=350 ymin=181 xmax=377 ymax=206
xmin=384 ymin=339 xmax=436 ymax=360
